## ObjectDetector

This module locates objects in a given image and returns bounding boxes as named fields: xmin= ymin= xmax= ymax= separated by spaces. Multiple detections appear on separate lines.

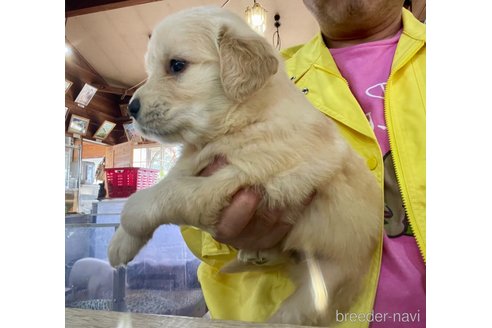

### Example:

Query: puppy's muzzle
xmin=128 ymin=98 xmax=141 ymax=118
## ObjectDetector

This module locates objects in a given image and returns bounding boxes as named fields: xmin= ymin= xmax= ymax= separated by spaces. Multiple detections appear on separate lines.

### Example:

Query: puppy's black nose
xmin=128 ymin=98 xmax=141 ymax=118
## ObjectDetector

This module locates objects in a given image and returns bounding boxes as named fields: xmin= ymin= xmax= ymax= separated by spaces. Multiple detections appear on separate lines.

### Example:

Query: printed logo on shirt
xmin=361 ymin=80 xmax=390 ymax=154
xmin=365 ymin=112 xmax=387 ymax=132
xmin=365 ymin=82 xmax=387 ymax=99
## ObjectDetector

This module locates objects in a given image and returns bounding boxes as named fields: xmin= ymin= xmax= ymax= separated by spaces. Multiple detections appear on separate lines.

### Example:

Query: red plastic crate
xmin=105 ymin=167 xmax=159 ymax=198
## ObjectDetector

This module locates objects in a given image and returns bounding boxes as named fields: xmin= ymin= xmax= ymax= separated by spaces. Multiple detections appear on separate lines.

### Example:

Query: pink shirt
xmin=330 ymin=31 xmax=426 ymax=327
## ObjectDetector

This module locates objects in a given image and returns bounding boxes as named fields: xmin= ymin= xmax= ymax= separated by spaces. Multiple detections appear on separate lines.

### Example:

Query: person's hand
xmin=199 ymin=155 xmax=293 ymax=251
xmin=214 ymin=189 xmax=293 ymax=250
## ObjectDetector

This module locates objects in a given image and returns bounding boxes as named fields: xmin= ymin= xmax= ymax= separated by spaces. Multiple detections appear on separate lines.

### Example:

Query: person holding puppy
xmin=182 ymin=0 xmax=425 ymax=327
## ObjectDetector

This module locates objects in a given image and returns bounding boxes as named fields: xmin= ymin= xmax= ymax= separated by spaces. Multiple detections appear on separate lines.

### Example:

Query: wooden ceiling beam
xmin=91 ymin=83 xmax=135 ymax=98
xmin=66 ymin=0 xmax=163 ymax=17
xmin=66 ymin=98 xmax=132 ymax=123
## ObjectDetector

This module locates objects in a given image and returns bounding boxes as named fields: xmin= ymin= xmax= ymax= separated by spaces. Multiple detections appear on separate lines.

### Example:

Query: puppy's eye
xmin=170 ymin=59 xmax=186 ymax=73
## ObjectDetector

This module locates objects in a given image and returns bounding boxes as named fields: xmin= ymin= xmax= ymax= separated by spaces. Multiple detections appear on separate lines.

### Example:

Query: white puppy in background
xmin=108 ymin=6 xmax=381 ymax=326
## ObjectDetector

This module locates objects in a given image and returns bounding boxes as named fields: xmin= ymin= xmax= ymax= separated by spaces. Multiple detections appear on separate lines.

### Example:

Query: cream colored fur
xmin=108 ymin=6 xmax=382 ymax=326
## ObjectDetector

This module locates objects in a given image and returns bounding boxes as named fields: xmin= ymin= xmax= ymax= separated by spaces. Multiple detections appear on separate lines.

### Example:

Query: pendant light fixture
xmin=245 ymin=0 xmax=267 ymax=35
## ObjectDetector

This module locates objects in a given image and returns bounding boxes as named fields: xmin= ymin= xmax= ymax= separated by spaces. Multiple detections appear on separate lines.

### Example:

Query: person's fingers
xmin=254 ymin=221 xmax=293 ymax=250
xmin=251 ymin=207 xmax=283 ymax=232
xmin=199 ymin=154 xmax=228 ymax=177
xmin=222 ymin=220 xmax=292 ymax=250
xmin=208 ymin=171 xmax=312 ymax=250
xmin=217 ymin=208 xmax=291 ymax=250
xmin=214 ymin=188 xmax=261 ymax=241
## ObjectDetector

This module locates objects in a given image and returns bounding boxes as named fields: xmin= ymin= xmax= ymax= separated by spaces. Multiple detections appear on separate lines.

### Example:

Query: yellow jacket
xmin=181 ymin=8 xmax=425 ymax=327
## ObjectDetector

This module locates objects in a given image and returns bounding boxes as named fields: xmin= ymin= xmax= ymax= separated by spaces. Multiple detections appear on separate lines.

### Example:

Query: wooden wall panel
xmin=82 ymin=141 xmax=108 ymax=159
xmin=105 ymin=148 xmax=115 ymax=168
xmin=111 ymin=142 xmax=133 ymax=168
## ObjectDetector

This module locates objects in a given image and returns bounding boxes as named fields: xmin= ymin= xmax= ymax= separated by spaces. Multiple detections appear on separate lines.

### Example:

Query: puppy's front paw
xmin=108 ymin=227 xmax=149 ymax=267
xmin=120 ymin=188 xmax=159 ymax=237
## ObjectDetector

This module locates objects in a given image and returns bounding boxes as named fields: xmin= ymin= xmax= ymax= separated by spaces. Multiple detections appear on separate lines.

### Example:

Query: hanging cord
xmin=221 ymin=0 xmax=231 ymax=7
xmin=272 ymin=14 xmax=281 ymax=51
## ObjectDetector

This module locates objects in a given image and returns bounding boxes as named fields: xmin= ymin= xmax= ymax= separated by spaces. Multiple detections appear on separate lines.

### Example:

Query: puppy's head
xmin=129 ymin=6 xmax=279 ymax=146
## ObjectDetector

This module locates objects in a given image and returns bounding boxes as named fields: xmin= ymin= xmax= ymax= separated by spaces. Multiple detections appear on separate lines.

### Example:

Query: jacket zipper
xmin=332 ymin=39 xmax=425 ymax=263
xmin=384 ymin=64 xmax=426 ymax=262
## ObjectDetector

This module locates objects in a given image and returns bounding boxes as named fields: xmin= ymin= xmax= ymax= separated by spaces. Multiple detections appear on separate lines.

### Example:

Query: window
xmin=133 ymin=144 xmax=182 ymax=181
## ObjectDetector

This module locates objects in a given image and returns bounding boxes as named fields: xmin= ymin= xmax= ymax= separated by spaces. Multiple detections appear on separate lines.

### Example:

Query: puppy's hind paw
xmin=269 ymin=307 xmax=304 ymax=326
xmin=269 ymin=303 xmax=317 ymax=326
xmin=108 ymin=227 xmax=149 ymax=267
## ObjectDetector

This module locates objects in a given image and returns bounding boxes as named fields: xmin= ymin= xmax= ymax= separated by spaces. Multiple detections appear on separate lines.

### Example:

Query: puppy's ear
xmin=218 ymin=26 xmax=279 ymax=102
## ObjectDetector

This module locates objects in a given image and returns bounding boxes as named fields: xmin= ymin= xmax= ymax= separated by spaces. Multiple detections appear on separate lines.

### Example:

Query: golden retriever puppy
xmin=108 ymin=6 xmax=382 ymax=326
